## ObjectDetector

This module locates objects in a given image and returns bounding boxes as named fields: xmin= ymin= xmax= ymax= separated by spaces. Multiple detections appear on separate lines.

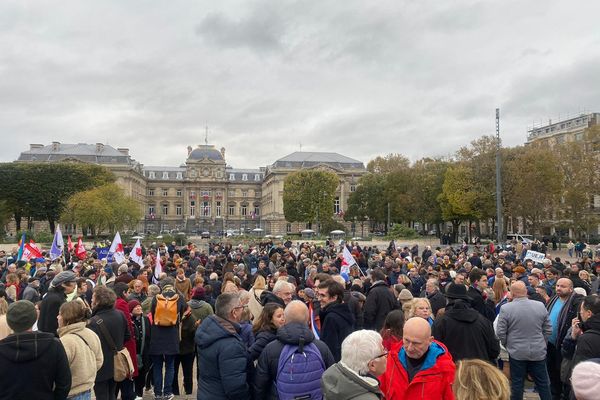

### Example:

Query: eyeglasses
xmin=370 ymin=351 xmax=388 ymax=362
xmin=233 ymin=304 xmax=248 ymax=310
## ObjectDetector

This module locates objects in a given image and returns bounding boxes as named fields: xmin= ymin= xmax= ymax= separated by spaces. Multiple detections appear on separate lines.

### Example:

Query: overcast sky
xmin=1 ymin=1 xmax=599 ymax=169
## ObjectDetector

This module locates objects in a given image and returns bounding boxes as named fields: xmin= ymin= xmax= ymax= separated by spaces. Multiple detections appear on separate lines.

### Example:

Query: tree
xmin=0 ymin=162 xmax=115 ymax=233
xmin=283 ymin=170 xmax=338 ymax=229
xmin=61 ymin=183 xmax=141 ymax=235
xmin=345 ymin=173 xmax=387 ymax=233
xmin=437 ymin=163 xmax=480 ymax=242
xmin=367 ymin=153 xmax=410 ymax=174
xmin=410 ymin=158 xmax=449 ymax=232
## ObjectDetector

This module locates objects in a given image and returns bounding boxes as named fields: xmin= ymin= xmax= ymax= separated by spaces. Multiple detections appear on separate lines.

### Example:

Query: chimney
xmin=96 ymin=143 xmax=104 ymax=153
xmin=51 ymin=141 xmax=60 ymax=151
xmin=117 ymin=148 xmax=129 ymax=156
xmin=221 ymin=147 xmax=226 ymax=159
xmin=29 ymin=144 xmax=44 ymax=150
xmin=187 ymin=146 xmax=192 ymax=156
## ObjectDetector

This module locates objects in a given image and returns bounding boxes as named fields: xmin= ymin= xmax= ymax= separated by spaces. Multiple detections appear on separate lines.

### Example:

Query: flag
xmin=130 ymin=239 xmax=144 ymax=266
xmin=50 ymin=224 xmax=64 ymax=261
xmin=152 ymin=248 xmax=162 ymax=284
xmin=75 ymin=237 xmax=86 ymax=260
xmin=22 ymin=240 xmax=43 ymax=261
xmin=67 ymin=235 xmax=73 ymax=253
xmin=341 ymin=246 xmax=356 ymax=275
xmin=308 ymin=302 xmax=320 ymax=340
xmin=107 ymin=232 xmax=126 ymax=263
xmin=16 ymin=233 xmax=26 ymax=261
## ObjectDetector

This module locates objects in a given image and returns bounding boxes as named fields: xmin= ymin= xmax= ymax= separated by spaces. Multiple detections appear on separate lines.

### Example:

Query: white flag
xmin=153 ymin=248 xmax=162 ymax=284
xmin=130 ymin=239 xmax=144 ymax=267
xmin=107 ymin=232 xmax=126 ymax=264
xmin=341 ymin=246 xmax=356 ymax=275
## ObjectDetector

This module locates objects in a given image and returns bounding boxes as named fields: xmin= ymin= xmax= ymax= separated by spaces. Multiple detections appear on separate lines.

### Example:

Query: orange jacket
xmin=379 ymin=339 xmax=455 ymax=400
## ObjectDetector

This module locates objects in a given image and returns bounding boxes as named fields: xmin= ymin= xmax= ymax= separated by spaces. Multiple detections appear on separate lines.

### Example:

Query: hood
xmin=260 ymin=291 xmax=285 ymax=307
xmin=584 ymin=313 xmax=600 ymax=332
xmin=57 ymin=321 xmax=87 ymax=337
xmin=398 ymin=340 xmax=453 ymax=374
xmin=188 ymin=299 xmax=208 ymax=309
xmin=195 ymin=315 xmax=241 ymax=349
xmin=321 ymin=302 xmax=355 ymax=323
xmin=444 ymin=301 xmax=479 ymax=323
xmin=0 ymin=332 xmax=57 ymax=363
xmin=276 ymin=322 xmax=316 ymax=345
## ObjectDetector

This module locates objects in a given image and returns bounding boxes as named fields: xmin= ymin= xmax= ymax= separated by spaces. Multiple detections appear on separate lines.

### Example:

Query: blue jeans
xmin=151 ymin=354 xmax=175 ymax=396
xmin=68 ymin=389 xmax=92 ymax=400
xmin=509 ymin=357 xmax=552 ymax=400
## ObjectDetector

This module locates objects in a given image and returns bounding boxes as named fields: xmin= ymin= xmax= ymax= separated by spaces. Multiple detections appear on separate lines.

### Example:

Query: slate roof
xmin=18 ymin=143 xmax=133 ymax=165
xmin=271 ymin=151 xmax=365 ymax=170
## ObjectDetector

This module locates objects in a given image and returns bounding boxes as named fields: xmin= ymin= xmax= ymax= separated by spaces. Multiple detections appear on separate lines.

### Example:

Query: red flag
xmin=22 ymin=240 xmax=43 ymax=261
xmin=75 ymin=237 xmax=86 ymax=260
xmin=67 ymin=235 xmax=73 ymax=252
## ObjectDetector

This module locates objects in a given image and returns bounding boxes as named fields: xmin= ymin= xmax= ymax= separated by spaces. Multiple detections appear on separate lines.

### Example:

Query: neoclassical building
xmin=17 ymin=142 xmax=367 ymax=235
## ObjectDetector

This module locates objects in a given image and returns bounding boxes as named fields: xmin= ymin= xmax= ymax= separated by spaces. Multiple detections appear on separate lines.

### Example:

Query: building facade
xmin=16 ymin=142 xmax=366 ymax=236
xmin=526 ymin=112 xmax=600 ymax=149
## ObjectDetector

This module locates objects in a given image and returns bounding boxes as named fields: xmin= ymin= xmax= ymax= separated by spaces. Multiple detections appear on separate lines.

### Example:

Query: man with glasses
xmin=195 ymin=292 xmax=251 ymax=400
xmin=379 ymin=317 xmax=455 ymax=399
xmin=322 ymin=330 xmax=387 ymax=399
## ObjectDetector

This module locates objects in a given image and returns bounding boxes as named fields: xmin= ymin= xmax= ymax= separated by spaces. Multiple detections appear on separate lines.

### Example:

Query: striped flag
xmin=152 ymin=248 xmax=162 ymax=284
xmin=16 ymin=233 xmax=26 ymax=261
xmin=308 ymin=301 xmax=320 ymax=340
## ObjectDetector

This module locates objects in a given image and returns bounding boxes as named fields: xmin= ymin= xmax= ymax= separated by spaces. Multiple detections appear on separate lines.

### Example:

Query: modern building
xmin=16 ymin=142 xmax=367 ymax=236
xmin=526 ymin=112 xmax=600 ymax=149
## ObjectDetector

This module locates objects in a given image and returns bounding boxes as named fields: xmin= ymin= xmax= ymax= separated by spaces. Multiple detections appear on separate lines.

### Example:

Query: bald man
xmin=253 ymin=301 xmax=334 ymax=399
xmin=496 ymin=281 xmax=552 ymax=400
xmin=379 ymin=317 xmax=455 ymax=400
xmin=545 ymin=278 xmax=583 ymax=399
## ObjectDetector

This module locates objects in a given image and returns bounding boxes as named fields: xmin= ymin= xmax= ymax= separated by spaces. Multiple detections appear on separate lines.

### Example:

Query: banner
xmin=96 ymin=247 xmax=110 ymax=260
xmin=524 ymin=250 xmax=545 ymax=263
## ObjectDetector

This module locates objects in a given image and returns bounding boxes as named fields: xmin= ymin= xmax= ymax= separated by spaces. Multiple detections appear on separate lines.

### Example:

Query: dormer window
xmin=149 ymin=171 xmax=155 ymax=179
xmin=162 ymin=171 xmax=169 ymax=179
xmin=230 ymin=173 xmax=235 ymax=180
xmin=254 ymin=174 xmax=260 ymax=181
xmin=242 ymin=174 xmax=248 ymax=181
xmin=176 ymin=172 xmax=183 ymax=179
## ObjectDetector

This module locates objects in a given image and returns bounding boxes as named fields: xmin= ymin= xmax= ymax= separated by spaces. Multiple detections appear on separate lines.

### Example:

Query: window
xmin=202 ymin=201 xmax=211 ymax=217
xmin=148 ymin=205 xmax=155 ymax=215
xmin=163 ymin=189 xmax=168 ymax=197
xmin=242 ymin=174 xmax=248 ymax=181
xmin=190 ymin=191 xmax=196 ymax=200
xmin=254 ymin=174 xmax=260 ymax=181
xmin=241 ymin=204 xmax=247 ymax=216
xmin=190 ymin=201 xmax=195 ymax=217
xmin=176 ymin=172 xmax=183 ymax=180
xmin=201 ymin=190 xmax=210 ymax=200
xmin=350 ymin=185 xmax=356 ymax=192
xmin=162 ymin=171 xmax=169 ymax=179
xmin=148 ymin=188 xmax=155 ymax=196
xmin=286 ymin=223 xmax=292 ymax=233
xmin=162 ymin=204 xmax=168 ymax=215
xmin=228 ymin=204 xmax=235 ymax=216
xmin=254 ymin=206 xmax=260 ymax=216
xmin=229 ymin=173 xmax=235 ymax=180
xmin=228 ymin=190 xmax=235 ymax=197
xmin=176 ymin=204 xmax=182 ymax=216
xmin=242 ymin=190 xmax=248 ymax=198
xmin=334 ymin=197 xmax=340 ymax=214
xmin=216 ymin=201 xmax=222 ymax=217
xmin=149 ymin=171 xmax=155 ymax=179
xmin=176 ymin=189 xmax=182 ymax=197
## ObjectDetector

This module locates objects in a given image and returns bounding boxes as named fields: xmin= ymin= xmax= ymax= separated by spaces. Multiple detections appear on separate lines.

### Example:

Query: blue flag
xmin=50 ymin=224 xmax=64 ymax=261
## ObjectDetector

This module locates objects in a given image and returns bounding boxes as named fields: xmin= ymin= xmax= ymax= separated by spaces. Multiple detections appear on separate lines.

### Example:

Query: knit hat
xmin=571 ymin=359 xmax=600 ymax=400
xmin=445 ymin=283 xmax=471 ymax=300
xmin=398 ymin=289 xmax=414 ymax=301
xmin=51 ymin=270 xmax=76 ymax=287
xmin=191 ymin=286 xmax=205 ymax=300
xmin=6 ymin=300 xmax=37 ymax=333
xmin=128 ymin=299 xmax=141 ymax=313
xmin=303 ymin=287 xmax=315 ymax=299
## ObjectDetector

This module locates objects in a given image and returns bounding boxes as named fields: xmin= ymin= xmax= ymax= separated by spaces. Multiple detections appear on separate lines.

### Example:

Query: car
xmin=200 ymin=231 xmax=210 ymax=239
xmin=506 ymin=233 xmax=534 ymax=245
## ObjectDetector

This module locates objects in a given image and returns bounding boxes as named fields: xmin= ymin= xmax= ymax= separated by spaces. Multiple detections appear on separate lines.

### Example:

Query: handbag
xmin=95 ymin=318 xmax=134 ymax=382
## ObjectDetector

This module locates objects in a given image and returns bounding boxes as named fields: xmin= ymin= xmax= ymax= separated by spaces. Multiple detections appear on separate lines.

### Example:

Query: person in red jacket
xmin=379 ymin=317 xmax=455 ymax=400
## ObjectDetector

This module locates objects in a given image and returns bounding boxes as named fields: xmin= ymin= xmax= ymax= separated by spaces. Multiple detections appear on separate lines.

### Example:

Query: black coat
xmin=195 ymin=315 xmax=251 ymax=400
xmin=253 ymin=322 xmax=335 ymax=400
xmin=574 ymin=313 xmax=600 ymax=363
xmin=249 ymin=328 xmax=277 ymax=361
xmin=0 ymin=331 xmax=71 ymax=400
xmin=546 ymin=293 xmax=583 ymax=350
xmin=38 ymin=287 xmax=67 ymax=335
xmin=426 ymin=290 xmax=447 ymax=317
xmin=149 ymin=294 xmax=187 ymax=355
xmin=89 ymin=306 xmax=130 ymax=382
xmin=432 ymin=300 xmax=500 ymax=362
xmin=363 ymin=281 xmax=398 ymax=331
xmin=320 ymin=302 xmax=355 ymax=362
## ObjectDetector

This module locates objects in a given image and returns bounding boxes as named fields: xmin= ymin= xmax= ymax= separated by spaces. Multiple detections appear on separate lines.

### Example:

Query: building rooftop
xmin=17 ymin=142 xmax=134 ymax=165
xmin=271 ymin=151 xmax=365 ymax=170
xmin=187 ymin=145 xmax=224 ymax=162
xmin=527 ymin=112 xmax=599 ymax=142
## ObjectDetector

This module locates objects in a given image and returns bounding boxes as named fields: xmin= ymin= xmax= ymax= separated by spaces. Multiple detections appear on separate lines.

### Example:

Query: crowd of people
xmin=0 ymin=237 xmax=599 ymax=400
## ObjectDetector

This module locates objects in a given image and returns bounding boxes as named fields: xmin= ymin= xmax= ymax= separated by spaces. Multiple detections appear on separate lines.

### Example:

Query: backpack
xmin=276 ymin=338 xmax=325 ymax=400
xmin=154 ymin=293 xmax=179 ymax=326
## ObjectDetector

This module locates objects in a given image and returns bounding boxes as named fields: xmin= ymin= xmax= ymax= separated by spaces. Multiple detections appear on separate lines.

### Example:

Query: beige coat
xmin=248 ymin=287 xmax=264 ymax=321
xmin=0 ymin=315 xmax=12 ymax=340
xmin=58 ymin=322 xmax=104 ymax=396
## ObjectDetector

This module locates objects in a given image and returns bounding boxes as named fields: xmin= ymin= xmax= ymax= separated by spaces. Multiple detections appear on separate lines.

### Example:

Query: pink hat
xmin=572 ymin=359 xmax=600 ymax=400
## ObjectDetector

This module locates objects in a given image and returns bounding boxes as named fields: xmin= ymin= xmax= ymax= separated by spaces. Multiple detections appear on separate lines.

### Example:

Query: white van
xmin=506 ymin=233 xmax=534 ymax=244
